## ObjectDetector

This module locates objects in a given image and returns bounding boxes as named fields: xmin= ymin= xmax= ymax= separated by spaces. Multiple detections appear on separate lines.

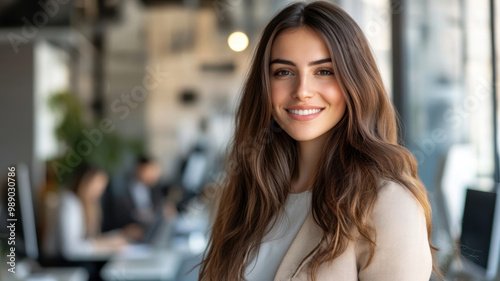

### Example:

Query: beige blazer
xmin=273 ymin=181 xmax=433 ymax=281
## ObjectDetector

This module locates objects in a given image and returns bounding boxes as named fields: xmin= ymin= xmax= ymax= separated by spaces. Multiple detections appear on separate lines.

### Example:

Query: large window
xmin=402 ymin=0 xmax=498 ymax=277
xmin=404 ymin=0 xmax=495 ymax=189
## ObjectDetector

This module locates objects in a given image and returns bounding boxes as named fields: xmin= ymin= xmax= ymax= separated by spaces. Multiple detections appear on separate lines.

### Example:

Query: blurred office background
xmin=0 ymin=0 xmax=499 ymax=280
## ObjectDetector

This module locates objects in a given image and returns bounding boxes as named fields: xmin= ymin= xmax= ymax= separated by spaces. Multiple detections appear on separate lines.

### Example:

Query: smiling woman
xmin=199 ymin=1 xmax=441 ymax=281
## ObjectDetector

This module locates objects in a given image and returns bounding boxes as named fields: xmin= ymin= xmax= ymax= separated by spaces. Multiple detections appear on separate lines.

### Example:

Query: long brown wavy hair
xmin=199 ymin=1 xmax=439 ymax=280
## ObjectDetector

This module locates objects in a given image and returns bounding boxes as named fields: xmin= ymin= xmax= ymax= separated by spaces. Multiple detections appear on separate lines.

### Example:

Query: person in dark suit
xmin=109 ymin=156 xmax=167 ymax=241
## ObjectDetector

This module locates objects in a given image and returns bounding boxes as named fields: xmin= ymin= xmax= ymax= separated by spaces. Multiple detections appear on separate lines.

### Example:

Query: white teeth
xmin=288 ymin=109 xmax=322 ymax=115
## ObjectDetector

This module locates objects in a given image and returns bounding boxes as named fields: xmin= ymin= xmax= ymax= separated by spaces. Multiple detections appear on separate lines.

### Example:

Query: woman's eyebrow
xmin=269 ymin=58 xmax=332 ymax=66
xmin=309 ymin=58 xmax=332 ymax=66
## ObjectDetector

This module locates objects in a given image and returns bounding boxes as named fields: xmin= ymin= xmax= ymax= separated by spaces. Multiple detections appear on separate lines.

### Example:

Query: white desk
xmin=100 ymin=218 xmax=186 ymax=281
xmin=2 ymin=267 xmax=88 ymax=281
xmin=100 ymin=248 xmax=185 ymax=281
xmin=101 ymin=201 xmax=210 ymax=281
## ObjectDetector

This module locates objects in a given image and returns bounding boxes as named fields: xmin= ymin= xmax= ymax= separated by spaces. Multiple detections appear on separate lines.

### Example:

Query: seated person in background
xmin=58 ymin=165 xmax=130 ymax=259
xmin=128 ymin=156 xmax=162 ymax=226
xmin=113 ymin=156 xmax=177 ymax=241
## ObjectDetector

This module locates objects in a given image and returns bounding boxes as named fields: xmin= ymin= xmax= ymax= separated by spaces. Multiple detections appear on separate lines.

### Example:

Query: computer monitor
xmin=0 ymin=163 xmax=39 ymax=261
xmin=459 ymin=187 xmax=500 ymax=280
xmin=181 ymin=151 xmax=207 ymax=193
xmin=441 ymin=144 xmax=477 ymax=240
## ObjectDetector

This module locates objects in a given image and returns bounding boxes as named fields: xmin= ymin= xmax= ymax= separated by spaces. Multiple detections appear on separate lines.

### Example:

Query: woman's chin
xmin=286 ymin=131 xmax=324 ymax=142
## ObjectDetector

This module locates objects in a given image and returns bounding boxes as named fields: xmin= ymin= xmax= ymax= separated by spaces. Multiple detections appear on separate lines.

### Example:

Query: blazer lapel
xmin=274 ymin=209 xmax=324 ymax=281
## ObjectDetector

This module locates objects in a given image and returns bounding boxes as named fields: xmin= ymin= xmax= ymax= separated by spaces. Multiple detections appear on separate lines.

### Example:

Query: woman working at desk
xmin=199 ymin=1 xmax=441 ymax=280
xmin=58 ymin=166 xmax=130 ymax=259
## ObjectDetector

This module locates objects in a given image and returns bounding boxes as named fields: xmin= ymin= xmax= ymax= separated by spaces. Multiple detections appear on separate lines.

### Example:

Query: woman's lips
xmin=285 ymin=108 xmax=324 ymax=121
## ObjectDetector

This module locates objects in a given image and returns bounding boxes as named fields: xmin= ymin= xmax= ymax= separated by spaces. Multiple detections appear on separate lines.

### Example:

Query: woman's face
xmin=270 ymin=27 xmax=346 ymax=143
xmin=79 ymin=171 xmax=108 ymax=200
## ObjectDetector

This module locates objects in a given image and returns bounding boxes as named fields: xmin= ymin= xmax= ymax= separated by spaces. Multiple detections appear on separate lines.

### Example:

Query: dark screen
xmin=460 ymin=189 xmax=497 ymax=270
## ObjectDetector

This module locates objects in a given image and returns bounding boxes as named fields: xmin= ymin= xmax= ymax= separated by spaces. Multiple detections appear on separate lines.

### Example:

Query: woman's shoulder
xmin=354 ymin=180 xmax=432 ymax=280
xmin=59 ymin=190 xmax=82 ymax=212
xmin=366 ymin=180 xmax=428 ymax=238
xmin=371 ymin=180 xmax=426 ymax=223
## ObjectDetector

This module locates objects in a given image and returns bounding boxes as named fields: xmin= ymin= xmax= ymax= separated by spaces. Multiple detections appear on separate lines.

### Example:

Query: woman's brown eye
xmin=275 ymin=70 xmax=292 ymax=76
xmin=317 ymin=69 xmax=333 ymax=75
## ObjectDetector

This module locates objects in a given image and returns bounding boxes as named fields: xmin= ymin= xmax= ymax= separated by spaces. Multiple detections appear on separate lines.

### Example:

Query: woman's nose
xmin=292 ymin=74 xmax=314 ymax=101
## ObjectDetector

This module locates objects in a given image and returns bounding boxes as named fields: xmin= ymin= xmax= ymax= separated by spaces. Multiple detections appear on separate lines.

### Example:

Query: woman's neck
xmin=291 ymin=134 xmax=328 ymax=193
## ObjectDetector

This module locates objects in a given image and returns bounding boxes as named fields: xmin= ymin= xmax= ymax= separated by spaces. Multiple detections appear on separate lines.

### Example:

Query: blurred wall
xmin=0 ymin=42 xmax=37 ymax=183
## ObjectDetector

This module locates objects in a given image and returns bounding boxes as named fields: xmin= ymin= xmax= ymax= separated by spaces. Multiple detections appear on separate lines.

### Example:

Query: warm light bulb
xmin=228 ymin=31 xmax=249 ymax=52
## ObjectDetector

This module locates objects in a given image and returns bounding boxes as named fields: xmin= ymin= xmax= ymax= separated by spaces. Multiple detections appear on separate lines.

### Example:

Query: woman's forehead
xmin=270 ymin=27 xmax=332 ymax=63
